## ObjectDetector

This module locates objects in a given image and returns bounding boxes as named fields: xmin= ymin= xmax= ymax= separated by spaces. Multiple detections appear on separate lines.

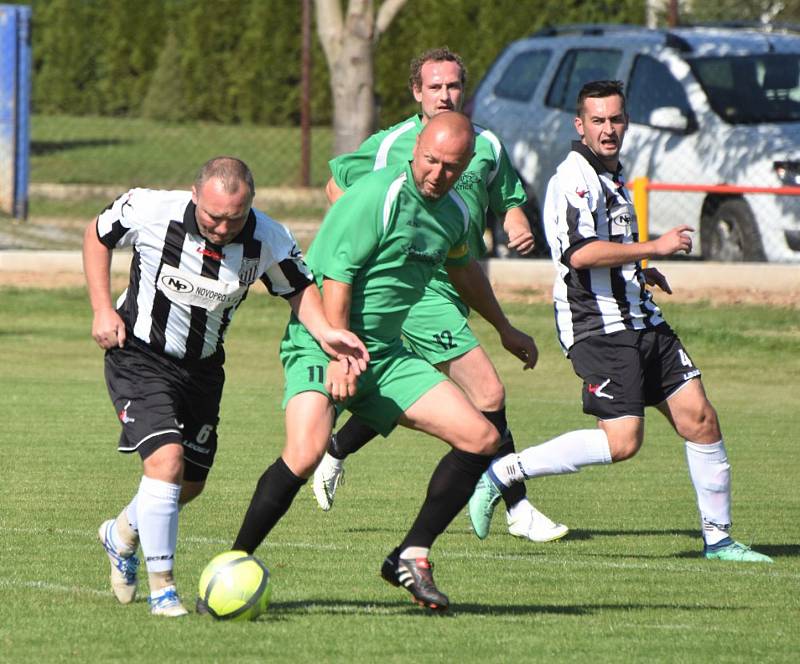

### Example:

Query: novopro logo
xmin=160 ymin=274 xmax=194 ymax=294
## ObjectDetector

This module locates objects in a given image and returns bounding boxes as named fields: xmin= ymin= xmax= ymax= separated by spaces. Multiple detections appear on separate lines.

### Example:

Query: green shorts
xmin=401 ymin=286 xmax=479 ymax=366
xmin=280 ymin=329 xmax=447 ymax=437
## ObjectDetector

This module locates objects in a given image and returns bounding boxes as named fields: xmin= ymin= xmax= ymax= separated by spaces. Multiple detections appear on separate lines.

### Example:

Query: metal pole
xmin=300 ymin=0 xmax=312 ymax=187
xmin=667 ymin=0 xmax=679 ymax=27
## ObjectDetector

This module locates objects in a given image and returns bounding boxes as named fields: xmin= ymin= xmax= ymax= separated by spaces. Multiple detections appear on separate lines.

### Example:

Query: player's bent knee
xmin=142 ymin=441 xmax=185 ymax=483
xmin=462 ymin=377 xmax=505 ymax=412
xmin=180 ymin=480 xmax=206 ymax=504
xmin=608 ymin=437 xmax=641 ymax=462
xmin=468 ymin=425 xmax=500 ymax=456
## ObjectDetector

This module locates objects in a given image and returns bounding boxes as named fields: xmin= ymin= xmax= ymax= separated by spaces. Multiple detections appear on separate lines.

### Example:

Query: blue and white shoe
xmin=98 ymin=519 xmax=139 ymax=604
xmin=149 ymin=585 xmax=188 ymax=617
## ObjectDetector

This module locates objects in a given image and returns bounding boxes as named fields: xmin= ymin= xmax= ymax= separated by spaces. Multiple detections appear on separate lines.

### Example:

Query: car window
xmin=690 ymin=53 xmax=800 ymax=123
xmin=545 ymin=49 xmax=622 ymax=111
xmin=493 ymin=50 xmax=552 ymax=102
xmin=627 ymin=55 xmax=691 ymax=124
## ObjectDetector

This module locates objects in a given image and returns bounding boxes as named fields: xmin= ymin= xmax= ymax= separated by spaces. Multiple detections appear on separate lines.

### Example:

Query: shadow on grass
xmin=31 ymin=138 xmax=132 ymax=155
xmin=675 ymin=543 xmax=799 ymax=559
xmin=265 ymin=598 xmax=746 ymax=618
xmin=565 ymin=528 xmax=698 ymax=541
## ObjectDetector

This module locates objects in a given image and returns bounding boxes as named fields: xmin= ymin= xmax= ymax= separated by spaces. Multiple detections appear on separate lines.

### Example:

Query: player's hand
xmin=318 ymin=328 xmax=369 ymax=375
xmin=499 ymin=325 xmax=538 ymax=370
xmin=325 ymin=358 xmax=358 ymax=401
xmin=91 ymin=307 xmax=126 ymax=349
xmin=642 ymin=267 xmax=672 ymax=294
xmin=653 ymin=225 xmax=693 ymax=257
xmin=505 ymin=219 xmax=535 ymax=255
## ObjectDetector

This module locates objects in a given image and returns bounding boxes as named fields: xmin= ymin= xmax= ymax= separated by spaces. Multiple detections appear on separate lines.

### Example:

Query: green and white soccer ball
xmin=198 ymin=550 xmax=271 ymax=621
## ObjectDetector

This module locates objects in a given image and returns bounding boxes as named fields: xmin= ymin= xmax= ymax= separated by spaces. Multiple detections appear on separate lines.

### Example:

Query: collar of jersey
xmin=571 ymin=140 xmax=624 ymax=181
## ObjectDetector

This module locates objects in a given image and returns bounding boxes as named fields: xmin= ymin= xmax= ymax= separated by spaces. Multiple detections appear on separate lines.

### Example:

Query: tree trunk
xmin=315 ymin=0 xmax=406 ymax=156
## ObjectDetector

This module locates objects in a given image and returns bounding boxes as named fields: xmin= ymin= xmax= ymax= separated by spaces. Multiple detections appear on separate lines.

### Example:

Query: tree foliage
xmin=28 ymin=0 xmax=799 ymax=127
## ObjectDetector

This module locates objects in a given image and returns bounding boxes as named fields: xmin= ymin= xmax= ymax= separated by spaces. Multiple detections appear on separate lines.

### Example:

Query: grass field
xmin=1 ymin=287 xmax=798 ymax=662
xmin=30 ymin=114 xmax=333 ymax=188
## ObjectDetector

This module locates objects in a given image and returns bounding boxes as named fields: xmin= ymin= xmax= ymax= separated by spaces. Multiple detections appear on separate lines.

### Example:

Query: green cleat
xmin=468 ymin=472 xmax=503 ymax=539
xmin=704 ymin=540 xmax=773 ymax=563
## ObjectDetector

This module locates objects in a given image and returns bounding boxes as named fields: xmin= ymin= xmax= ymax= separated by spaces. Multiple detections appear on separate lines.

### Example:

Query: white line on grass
xmin=0 ymin=577 xmax=107 ymax=597
xmin=3 ymin=526 xmax=795 ymax=580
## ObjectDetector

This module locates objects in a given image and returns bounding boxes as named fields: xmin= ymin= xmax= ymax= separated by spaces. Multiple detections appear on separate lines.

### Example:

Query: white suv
xmin=471 ymin=23 xmax=800 ymax=262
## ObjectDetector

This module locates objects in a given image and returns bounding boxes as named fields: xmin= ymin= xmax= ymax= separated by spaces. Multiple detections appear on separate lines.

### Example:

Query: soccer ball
xmin=198 ymin=550 xmax=271 ymax=621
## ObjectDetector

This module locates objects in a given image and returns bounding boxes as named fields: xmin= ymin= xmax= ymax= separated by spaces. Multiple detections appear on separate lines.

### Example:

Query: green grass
xmin=30 ymin=114 xmax=334 ymax=188
xmin=1 ymin=289 xmax=798 ymax=662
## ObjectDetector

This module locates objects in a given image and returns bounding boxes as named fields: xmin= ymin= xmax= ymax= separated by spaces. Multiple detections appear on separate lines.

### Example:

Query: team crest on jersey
xmin=238 ymin=257 xmax=260 ymax=284
xmin=455 ymin=171 xmax=481 ymax=191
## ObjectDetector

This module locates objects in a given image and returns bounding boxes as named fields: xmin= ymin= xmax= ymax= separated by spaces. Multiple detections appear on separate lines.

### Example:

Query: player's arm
xmin=82 ymin=218 xmax=126 ymax=349
xmin=501 ymin=205 xmax=535 ymax=255
xmin=325 ymin=177 xmax=345 ymax=204
xmin=287 ymin=284 xmax=368 ymax=379
xmin=487 ymin=136 xmax=533 ymax=255
xmin=568 ymin=225 xmax=694 ymax=269
xmin=446 ymin=258 xmax=538 ymax=370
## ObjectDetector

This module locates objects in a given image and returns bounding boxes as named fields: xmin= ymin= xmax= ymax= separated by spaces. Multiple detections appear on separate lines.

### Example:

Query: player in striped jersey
xmin=468 ymin=81 xmax=772 ymax=563
xmin=85 ymin=157 xmax=369 ymax=616
xmin=313 ymin=47 xmax=568 ymax=543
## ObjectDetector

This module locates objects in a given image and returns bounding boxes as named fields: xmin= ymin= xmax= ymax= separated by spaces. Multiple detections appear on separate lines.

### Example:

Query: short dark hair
xmin=576 ymin=80 xmax=626 ymax=117
xmin=409 ymin=47 xmax=466 ymax=92
xmin=194 ymin=156 xmax=255 ymax=198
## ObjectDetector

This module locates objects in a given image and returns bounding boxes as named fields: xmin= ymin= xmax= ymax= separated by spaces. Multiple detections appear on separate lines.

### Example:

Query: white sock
xmin=400 ymin=546 xmax=430 ymax=560
xmin=685 ymin=440 xmax=732 ymax=547
xmin=491 ymin=429 xmax=612 ymax=487
xmin=507 ymin=498 xmax=534 ymax=521
xmin=136 ymin=475 xmax=181 ymax=574
xmin=125 ymin=494 xmax=139 ymax=532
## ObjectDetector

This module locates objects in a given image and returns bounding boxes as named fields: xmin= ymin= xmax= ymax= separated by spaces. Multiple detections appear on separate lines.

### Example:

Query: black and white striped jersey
xmin=96 ymin=188 xmax=313 ymax=361
xmin=543 ymin=141 xmax=664 ymax=354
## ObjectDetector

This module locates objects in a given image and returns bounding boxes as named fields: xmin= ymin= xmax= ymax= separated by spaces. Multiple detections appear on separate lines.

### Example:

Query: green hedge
xmin=21 ymin=0 xmax=654 ymax=126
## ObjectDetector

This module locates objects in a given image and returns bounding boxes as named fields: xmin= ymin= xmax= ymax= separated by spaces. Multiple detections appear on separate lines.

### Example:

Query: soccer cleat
xmin=468 ymin=472 xmax=503 ymax=539
xmin=312 ymin=452 xmax=345 ymax=511
xmin=379 ymin=548 xmax=401 ymax=588
xmin=98 ymin=519 xmax=139 ymax=604
xmin=149 ymin=586 xmax=189 ymax=617
xmin=704 ymin=540 xmax=773 ymax=563
xmin=381 ymin=548 xmax=449 ymax=611
xmin=507 ymin=503 xmax=569 ymax=542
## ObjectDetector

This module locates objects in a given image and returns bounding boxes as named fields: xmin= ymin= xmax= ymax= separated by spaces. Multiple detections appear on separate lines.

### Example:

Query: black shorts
xmin=104 ymin=339 xmax=224 ymax=482
xmin=568 ymin=323 xmax=701 ymax=420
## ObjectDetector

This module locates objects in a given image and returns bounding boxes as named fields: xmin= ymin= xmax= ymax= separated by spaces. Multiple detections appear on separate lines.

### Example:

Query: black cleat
xmin=380 ymin=548 xmax=449 ymax=611
xmin=380 ymin=547 xmax=401 ymax=587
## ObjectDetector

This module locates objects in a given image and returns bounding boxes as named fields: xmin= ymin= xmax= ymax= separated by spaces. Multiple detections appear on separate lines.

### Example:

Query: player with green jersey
xmin=230 ymin=112 xmax=539 ymax=611
xmin=281 ymin=157 xmax=473 ymax=434
xmin=315 ymin=47 xmax=568 ymax=543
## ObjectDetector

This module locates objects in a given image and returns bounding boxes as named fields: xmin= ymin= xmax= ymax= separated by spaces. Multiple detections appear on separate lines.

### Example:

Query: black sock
xmin=232 ymin=457 xmax=306 ymax=554
xmin=329 ymin=416 xmax=379 ymax=460
xmin=482 ymin=409 xmax=526 ymax=509
xmin=399 ymin=448 xmax=492 ymax=551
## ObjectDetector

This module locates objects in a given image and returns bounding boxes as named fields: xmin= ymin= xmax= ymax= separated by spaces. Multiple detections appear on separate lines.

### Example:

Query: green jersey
xmin=299 ymin=161 xmax=471 ymax=355
xmin=328 ymin=113 xmax=527 ymax=261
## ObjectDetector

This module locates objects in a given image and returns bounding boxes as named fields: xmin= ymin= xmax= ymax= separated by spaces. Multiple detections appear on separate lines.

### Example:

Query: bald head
xmin=412 ymin=111 xmax=475 ymax=199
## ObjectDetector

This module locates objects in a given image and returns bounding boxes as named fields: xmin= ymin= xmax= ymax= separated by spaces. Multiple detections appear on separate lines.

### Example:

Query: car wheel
xmin=701 ymin=199 xmax=766 ymax=262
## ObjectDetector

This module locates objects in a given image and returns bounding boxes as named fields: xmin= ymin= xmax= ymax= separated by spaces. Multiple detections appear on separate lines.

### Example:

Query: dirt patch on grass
xmin=1 ymin=270 xmax=796 ymax=309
